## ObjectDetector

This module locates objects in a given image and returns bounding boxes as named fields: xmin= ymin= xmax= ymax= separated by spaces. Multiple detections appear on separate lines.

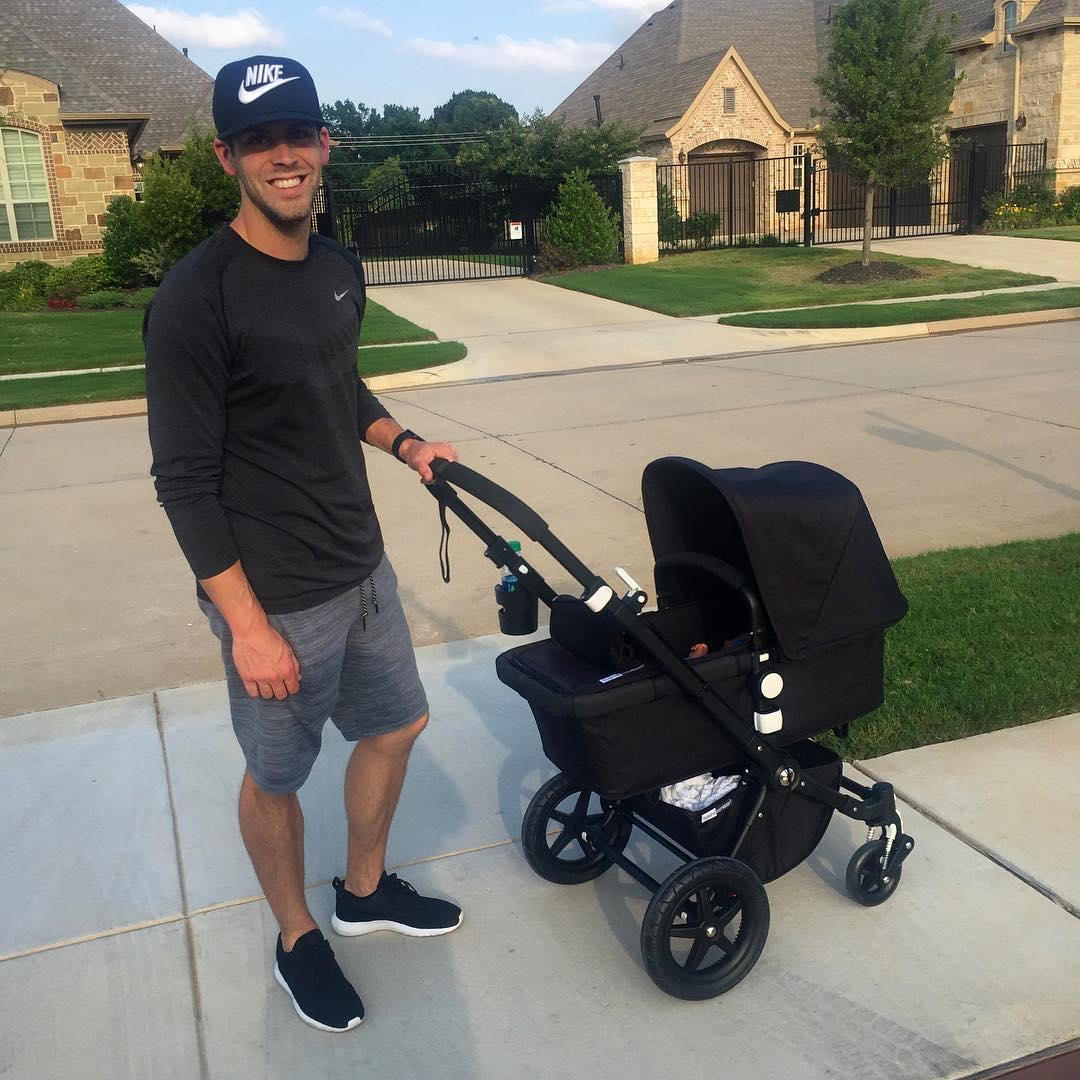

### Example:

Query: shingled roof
xmin=1013 ymin=0 xmax=1080 ymax=35
xmin=553 ymin=0 xmax=831 ymax=137
xmin=554 ymin=0 xmax=1063 ymax=138
xmin=1 ymin=0 xmax=214 ymax=155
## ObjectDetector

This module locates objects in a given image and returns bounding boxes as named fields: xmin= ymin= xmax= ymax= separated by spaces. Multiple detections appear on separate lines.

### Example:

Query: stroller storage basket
xmin=625 ymin=740 xmax=842 ymax=883
xmin=496 ymin=612 xmax=883 ymax=801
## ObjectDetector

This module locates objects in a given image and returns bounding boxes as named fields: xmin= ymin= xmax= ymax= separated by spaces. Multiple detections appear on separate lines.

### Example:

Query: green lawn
xmin=717 ymin=287 xmax=1080 ymax=328
xmin=0 ymin=298 xmax=435 ymax=377
xmin=1 ymin=341 xmax=466 ymax=411
xmin=996 ymin=225 xmax=1080 ymax=242
xmin=822 ymin=533 xmax=1080 ymax=761
xmin=0 ymin=310 xmax=146 ymax=375
xmin=539 ymin=248 xmax=1053 ymax=317
xmin=362 ymin=298 xmax=437 ymax=344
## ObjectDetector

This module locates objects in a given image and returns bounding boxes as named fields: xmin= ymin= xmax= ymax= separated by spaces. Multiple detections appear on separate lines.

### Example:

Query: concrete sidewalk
xmin=1 ymin=636 xmax=1077 ymax=1080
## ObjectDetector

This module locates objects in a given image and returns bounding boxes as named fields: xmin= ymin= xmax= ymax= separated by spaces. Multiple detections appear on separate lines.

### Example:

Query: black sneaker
xmin=273 ymin=929 xmax=364 ymax=1032
xmin=331 ymin=873 xmax=463 ymax=938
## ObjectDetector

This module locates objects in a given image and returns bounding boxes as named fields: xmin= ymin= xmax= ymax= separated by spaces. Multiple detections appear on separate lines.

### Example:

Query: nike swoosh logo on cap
xmin=237 ymin=76 xmax=301 ymax=104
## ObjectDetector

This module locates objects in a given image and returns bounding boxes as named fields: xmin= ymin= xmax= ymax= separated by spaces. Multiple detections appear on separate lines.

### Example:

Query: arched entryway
xmin=686 ymin=139 xmax=767 ymax=240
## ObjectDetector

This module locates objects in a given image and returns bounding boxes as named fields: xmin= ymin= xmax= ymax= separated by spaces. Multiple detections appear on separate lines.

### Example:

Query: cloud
xmin=402 ymin=35 xmax=614 ymax=74
xmin=542 ymin=0 xmax=659 ymax=15
xmin=316 ymin=6 xmax=393 ymax=38
xmin=126 ymin=5 xmax=283 ymax=49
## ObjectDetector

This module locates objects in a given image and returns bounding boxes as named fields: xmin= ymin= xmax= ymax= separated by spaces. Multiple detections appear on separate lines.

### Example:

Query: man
xmin=144 ymin=55 xmax=461 ymax=1034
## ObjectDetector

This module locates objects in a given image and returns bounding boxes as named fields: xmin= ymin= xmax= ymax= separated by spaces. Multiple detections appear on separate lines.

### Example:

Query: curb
xmin=3 ymin=307 xmax=1078 ymax=431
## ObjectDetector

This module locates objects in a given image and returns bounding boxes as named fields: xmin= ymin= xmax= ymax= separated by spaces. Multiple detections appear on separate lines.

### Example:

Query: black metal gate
xmin=313 ymin=166 xmax=622 ymax=285
xmin=656 ymin=142 xmax=1047 ymax=253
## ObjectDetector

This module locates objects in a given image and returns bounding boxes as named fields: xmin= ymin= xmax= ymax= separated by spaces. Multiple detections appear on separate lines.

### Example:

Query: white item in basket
xmin=659 ymin=772 xmax=741 ymax=812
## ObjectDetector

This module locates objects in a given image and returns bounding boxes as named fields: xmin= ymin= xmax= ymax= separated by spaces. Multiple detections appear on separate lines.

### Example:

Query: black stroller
xmin=428 ymin=455 xmax=914 ymax=1000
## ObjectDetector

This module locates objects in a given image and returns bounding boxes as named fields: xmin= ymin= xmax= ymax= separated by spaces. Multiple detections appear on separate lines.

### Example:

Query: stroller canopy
xmin=642 ymin=459 xmax=908 ymax=661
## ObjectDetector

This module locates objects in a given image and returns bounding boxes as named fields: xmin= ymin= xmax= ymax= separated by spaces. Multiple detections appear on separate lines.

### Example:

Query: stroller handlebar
xmin=430 ymin=459 xmax=549 ymax=541
xmin=429 ymin=457 xmax=602 ymax=592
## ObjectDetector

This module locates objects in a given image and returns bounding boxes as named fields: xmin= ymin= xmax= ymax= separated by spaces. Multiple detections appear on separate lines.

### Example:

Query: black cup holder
xmin=496 ymin=582 xmax=539 ymax=635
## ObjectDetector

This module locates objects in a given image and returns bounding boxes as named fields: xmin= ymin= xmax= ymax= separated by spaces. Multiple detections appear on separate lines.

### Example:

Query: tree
xmin=813 ymin=0 xmax=960 ymax=267
xmin=455 ymin=109 xmax=642 ymax=179
xmin=431 ymin=90 xmax=517 ymax=133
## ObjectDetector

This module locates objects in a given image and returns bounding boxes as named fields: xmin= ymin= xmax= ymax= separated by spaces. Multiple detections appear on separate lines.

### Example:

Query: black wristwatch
xmin=391 ymin=429 xmax=422 ymax=462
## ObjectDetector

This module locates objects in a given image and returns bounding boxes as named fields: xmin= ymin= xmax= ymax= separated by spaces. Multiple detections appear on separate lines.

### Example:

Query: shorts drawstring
xmin=360 ymin=573 xmax=379 ymax=630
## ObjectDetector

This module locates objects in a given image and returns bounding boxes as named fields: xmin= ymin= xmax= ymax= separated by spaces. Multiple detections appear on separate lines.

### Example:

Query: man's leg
xmin=238 ymin=772 xmax=318 ymax=950
xmin=342 ymin=712 xmax=427 ymax=896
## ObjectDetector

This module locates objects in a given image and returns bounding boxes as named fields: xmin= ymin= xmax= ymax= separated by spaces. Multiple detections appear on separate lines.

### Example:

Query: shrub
xmin=44 ymin=254 xmax=111 ymax=303
xmin=102 ymin=196 xmax=152 ymax=287
xmin=535 ymin=238 xmax=580 ymax=273
xmin=684 ymin=211 xmax=723 ymax=248
xmin=1058 ymin=185 xmax=1080 ymax=222
xmin=0 ymin=260 xmax=56 ymax=311
xmin=657 ymin=183 xmax=683 ymax=245
xmin=77 ymin=289 xmax=131 ymax=309
xmin=130 ymin=286 xmax=158 ymax=307
xmin=544 ymin=169 xmax=621 ymax=267
xmin=758 ymin=233 xmax=781 ymax=247
xmin=76 ymin=288 xmax=155 ymax=309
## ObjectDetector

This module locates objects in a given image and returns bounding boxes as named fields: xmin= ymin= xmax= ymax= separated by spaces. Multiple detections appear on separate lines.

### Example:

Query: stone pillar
xmin=618 ymin=156 xmax=659 ymax=265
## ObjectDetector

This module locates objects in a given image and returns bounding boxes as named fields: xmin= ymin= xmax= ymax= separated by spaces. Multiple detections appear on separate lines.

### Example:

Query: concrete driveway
xmin=1 ymin=320 xmax=1077 ymax=718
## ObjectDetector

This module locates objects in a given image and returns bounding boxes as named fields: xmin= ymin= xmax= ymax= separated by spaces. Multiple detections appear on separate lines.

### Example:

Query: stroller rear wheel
xmin=521 ymin=773 xmax=632 ymax=885
xmin=641 ymin=857 xmax=770 ymax=1000
xmin=846 ymin=838 xmax=903 ymax=906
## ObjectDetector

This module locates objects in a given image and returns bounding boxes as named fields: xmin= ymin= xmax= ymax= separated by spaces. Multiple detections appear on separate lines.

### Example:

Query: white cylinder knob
xmin=760 ymin=672 xmax=784 ymax=700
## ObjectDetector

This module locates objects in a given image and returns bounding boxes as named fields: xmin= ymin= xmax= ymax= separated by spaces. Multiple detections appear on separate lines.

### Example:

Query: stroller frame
xmin=429 ymin=459 xmax=915 ymax=999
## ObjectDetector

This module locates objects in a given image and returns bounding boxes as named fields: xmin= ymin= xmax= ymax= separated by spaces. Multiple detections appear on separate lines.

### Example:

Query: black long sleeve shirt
xmin=144 ymin=226 xmax=391 ymax=613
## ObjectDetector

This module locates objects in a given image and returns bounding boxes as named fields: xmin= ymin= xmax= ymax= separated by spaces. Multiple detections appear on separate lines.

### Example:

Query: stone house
xmin=0 ymin=0 xmax=214 ymax=270
xmin=554 ymin=0 xmax=1079 ymax=229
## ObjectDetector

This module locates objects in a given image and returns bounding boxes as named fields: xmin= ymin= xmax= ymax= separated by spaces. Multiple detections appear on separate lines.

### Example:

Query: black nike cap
xmin=213 ymin=55 xmax=324 ymax=140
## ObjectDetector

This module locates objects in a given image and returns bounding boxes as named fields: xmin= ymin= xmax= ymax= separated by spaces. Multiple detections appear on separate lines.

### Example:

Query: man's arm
xmin=198 ymin=562 xmax=301 ymax=701
xmin=145 ymin=278 xmax=299 ymax=702
xmin=363 ymin=417 xmax=459 ymax=482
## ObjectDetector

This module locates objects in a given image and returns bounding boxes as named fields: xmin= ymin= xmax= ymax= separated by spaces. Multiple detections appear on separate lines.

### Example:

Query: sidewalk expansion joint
xmin=154 ymin=691 xmax=211 ymax=1080
xmin=857 ymin=763 xmax=1080 ymax=920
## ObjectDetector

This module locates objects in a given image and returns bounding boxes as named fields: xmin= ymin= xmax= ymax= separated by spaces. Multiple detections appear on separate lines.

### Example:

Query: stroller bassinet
xmin=427 ymin=455 xmax=914 ymax=1000
xmin=496 ymin=458 xmax=907 ymax=801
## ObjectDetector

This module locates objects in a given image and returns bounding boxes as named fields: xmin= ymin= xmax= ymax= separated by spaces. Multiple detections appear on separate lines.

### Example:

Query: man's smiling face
xmin=215 ymin=121 xmax=330 ymax=229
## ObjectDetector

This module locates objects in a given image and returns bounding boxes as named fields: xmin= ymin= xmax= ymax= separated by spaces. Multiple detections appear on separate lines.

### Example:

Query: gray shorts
xmin=200 ymin=553 xmax=429 ymax=794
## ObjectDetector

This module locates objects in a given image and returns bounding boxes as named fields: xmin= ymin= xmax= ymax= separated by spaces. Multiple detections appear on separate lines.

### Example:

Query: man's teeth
xmin=270 ymin=177 xmax=303 ymax=189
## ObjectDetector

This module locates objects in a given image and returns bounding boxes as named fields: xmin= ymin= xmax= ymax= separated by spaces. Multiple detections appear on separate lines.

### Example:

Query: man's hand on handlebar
xmin=403 ymin=438 xmax=460 ymax=483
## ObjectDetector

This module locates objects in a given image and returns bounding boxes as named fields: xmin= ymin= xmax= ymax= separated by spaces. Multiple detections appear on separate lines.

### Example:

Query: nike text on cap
xmin=213 ymin=56 xmax=324 ymax=141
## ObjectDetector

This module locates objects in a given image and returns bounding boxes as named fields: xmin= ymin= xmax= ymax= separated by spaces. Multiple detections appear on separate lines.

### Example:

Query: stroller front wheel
xmin=521 ymin=773 xmax=632 ymax=885
xmin=846 ymin=838 xmax=903 ymax=906
xmin=641 ymin=857 xmax=770 ymax=1000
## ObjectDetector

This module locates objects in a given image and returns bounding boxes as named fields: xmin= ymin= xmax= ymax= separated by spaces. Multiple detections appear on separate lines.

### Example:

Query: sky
xmin=122 ymin=0 xmax=663 ymax=119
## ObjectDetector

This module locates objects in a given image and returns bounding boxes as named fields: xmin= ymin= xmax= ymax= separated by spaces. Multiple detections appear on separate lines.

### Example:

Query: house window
xmin=723 ymin=87 xmax=736 ymax=114
xmin=1003 ymin=1 xmax=1017 ymax=52
xmin=792 ymin=143 xmax=805 ymax=187
xmin=0 ymin=129 xmax=55 ymax=242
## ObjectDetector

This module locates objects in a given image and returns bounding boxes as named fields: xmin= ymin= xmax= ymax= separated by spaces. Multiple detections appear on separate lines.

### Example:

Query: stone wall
xmin=950 ymin=44 xmax=1014 ymax=132
xmin=0 ymin=69 xmax=135 ymax=271
xmin=670 ymin=55 xmax=790 ymax=162
xmin=1057 ymin=30 xmax=1080 ymax=187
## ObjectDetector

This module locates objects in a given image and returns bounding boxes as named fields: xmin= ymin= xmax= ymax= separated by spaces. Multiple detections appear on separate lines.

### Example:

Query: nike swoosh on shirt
xmin=335 ymin=290 xmax=349 ymax=301
xmin=237 ymin=76 xmax=301 ymax=104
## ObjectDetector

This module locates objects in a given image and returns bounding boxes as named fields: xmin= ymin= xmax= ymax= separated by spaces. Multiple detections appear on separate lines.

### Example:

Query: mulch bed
xmin=815 ymin=260 xmax=925 ymax=285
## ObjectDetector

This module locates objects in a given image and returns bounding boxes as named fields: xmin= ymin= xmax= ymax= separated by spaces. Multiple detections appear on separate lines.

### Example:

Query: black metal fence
xmin=656 ymin=141 xmax=1048 ymax=253
xmin=312 ymin=164 xmax=622 ymax=285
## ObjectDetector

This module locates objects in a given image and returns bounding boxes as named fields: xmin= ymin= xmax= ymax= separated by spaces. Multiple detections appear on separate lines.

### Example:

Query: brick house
xmin=554 ymin=0 xmax=1079 ymax=192
xmin=0 ymin=0 xmax=214 ymax=270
